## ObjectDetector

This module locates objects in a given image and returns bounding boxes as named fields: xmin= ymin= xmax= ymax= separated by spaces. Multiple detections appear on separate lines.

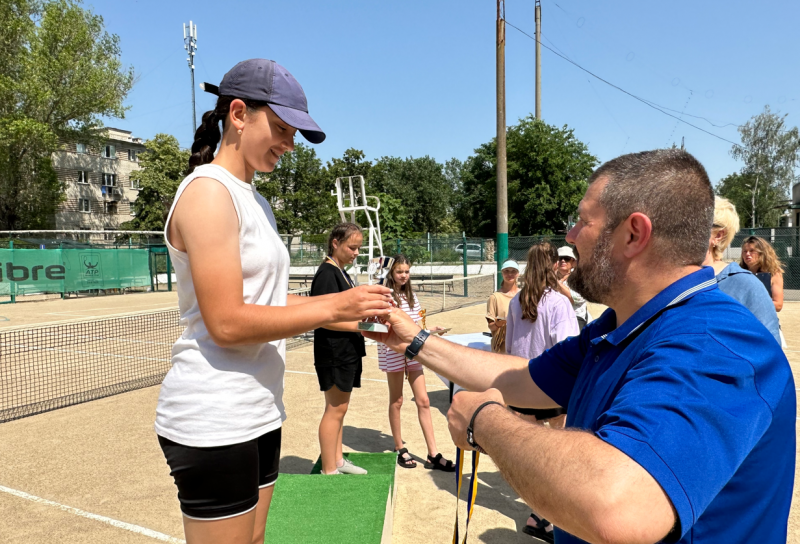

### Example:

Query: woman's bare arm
xmin=772 ymin=273 xmax=784 ymax=312
xmin=171 ymin=178 xmax=391 ymax=347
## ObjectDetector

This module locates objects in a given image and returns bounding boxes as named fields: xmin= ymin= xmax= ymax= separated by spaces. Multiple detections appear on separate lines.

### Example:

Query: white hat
xmin=557 ymin=246 xmax=576 ymax=260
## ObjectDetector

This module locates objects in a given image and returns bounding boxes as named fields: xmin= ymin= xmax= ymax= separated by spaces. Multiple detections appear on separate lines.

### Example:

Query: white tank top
xmin=155 ymin=164 xmax=290 ymax=447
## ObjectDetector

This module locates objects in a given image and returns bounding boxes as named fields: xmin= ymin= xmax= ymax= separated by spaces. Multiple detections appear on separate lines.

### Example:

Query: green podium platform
xmin=264 ymin=452 xmax=398 ymax=544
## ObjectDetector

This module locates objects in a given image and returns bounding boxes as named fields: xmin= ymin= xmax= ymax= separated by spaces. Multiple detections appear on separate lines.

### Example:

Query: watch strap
xmin=404 ymin=329 xmax=430 ymax=360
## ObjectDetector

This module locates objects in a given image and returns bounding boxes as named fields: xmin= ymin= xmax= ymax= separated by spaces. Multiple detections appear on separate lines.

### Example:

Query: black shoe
xmin=521 ymin=515 xmax=554 ymax=543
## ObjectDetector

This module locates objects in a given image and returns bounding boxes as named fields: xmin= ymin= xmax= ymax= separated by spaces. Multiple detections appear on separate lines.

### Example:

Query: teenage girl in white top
xmin=378 ymin=255 xmax=454 ymax=471
xmin=156 ymin=59 xmax=391 ymax=544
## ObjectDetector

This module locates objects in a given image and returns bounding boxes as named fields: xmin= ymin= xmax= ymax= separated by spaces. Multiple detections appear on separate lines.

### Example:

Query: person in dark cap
xmin=155 ymin=59 xmax=392 ymax=544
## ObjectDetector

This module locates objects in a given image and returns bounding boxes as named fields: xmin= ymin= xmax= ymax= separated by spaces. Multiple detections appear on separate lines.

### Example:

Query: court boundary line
xmin=0 ymin=484 xmax=185 ymax=543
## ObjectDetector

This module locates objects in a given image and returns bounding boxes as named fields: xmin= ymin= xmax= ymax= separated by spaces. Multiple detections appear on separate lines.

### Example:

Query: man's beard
xmin=570 ymin=229 xmax=619 ymax=305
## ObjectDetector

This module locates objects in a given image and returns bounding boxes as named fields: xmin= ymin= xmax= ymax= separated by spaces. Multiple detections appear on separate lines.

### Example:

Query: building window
xmin=130 ymin=206 xmax=136 ymax=216
xmin=80 ymin=199 xmax=90 ymax=213
xmin=104 ymin=202 xmax=118 ymax=214
xmin=103 ymin=145 xmax=116 ymax=159
xmin=76 ymin=143 xmax=87 ymax=154
xmin=131 ymin=178 xmax=140 ymax=189
xmin=128 ymin=149 xmax=138 ymax=161
xmin=102 ymin=173 xmax=117 ymax=187
xmin=77 ymin=171 xmax=89 ymax=184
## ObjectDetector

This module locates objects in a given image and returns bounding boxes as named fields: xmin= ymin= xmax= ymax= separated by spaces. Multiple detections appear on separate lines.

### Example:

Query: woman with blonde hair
xmin=703 ymin=197 xmax=780 ymax=345
xmin=740 ymin=236 xmax=785 ymax=313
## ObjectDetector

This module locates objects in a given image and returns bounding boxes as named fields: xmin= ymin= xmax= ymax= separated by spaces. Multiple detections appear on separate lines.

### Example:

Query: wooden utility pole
xmin=535 ymin=0 xmax=542 ymax=119
xmin=496 ymin=0 xmax=508 ymax=274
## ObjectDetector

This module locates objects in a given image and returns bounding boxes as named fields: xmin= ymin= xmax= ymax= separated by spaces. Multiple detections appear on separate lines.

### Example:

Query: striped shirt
xmin=378 ymin=293 xmax=422 ymax=372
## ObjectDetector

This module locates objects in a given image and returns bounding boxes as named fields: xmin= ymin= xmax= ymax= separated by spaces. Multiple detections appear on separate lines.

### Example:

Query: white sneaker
xmin=322 ymin=469 xmax=342 ymax=475
xmin=337 ymin=458 xmax=368 ymax=475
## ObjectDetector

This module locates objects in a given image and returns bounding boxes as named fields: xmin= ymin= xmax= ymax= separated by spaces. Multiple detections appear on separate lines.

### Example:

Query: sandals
xmin=394 ymin=448 xmax=416 ymax=469
xmin=424 ymin=452 xmax=456 ymax=472
xmin=521 ymin=513 xmax=554 ymax=543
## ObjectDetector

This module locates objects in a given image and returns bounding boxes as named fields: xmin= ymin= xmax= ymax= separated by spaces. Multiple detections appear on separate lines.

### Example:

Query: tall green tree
xmin=256 ymin=142 xmax=338 ymax=237
xmin=456 ymin=116 xmax=597 ymax=237
xmin=724 ymin=106 xmax=800 ymax=228
xmin=0 ymin=0 xmax=133 ymax=229
xmin=368 ymin=155 xmax=455 ymax=234
xmin=716 ymin=171 xmax=784 ymax=229
xmin=121 ymin=134 xmax=190 ymax=231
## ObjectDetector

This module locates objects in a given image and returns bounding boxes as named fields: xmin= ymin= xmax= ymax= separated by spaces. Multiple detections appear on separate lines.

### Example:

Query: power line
xmin=504 ymin=19 xmax=743 ymax=148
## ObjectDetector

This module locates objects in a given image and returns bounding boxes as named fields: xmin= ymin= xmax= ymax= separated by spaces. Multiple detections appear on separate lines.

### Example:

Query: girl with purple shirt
xmin=505 ymin=241 xmax=579 ymax=542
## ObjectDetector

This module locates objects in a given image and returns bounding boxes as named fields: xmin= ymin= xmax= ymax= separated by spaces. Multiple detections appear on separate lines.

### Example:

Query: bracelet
xmin=466 ymin=401 xmax=504 ymax=453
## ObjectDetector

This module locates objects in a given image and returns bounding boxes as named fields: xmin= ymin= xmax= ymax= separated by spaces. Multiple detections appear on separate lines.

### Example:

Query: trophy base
xmin=358 ymin=321 xmax=389 ymax=333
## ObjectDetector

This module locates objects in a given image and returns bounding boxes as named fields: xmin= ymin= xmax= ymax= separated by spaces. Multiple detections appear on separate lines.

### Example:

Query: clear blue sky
xmin=98 ymin=0 xmax=798 ymax=187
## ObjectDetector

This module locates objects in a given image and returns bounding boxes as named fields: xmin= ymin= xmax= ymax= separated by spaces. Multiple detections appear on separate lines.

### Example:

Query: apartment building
xmin=52 ymin=128 xmax=146 ymax=231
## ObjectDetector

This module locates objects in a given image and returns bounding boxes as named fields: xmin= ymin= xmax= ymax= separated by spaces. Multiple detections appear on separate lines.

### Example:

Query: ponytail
xmin=187 ymin=95 xmax=269 ymax=174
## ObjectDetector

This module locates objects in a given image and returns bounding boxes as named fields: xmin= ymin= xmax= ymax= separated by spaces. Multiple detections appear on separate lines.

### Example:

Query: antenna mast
xmin=183 ymin=21 xmax=198 ymax=134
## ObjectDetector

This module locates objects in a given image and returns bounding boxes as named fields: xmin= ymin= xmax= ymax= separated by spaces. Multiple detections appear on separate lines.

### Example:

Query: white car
xmin=455 ymin=243 xmax=482 ymax=259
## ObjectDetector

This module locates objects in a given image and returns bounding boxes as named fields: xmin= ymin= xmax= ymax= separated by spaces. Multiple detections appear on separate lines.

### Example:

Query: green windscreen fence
xmin=0 ymin=248 xmax=151 ymax=296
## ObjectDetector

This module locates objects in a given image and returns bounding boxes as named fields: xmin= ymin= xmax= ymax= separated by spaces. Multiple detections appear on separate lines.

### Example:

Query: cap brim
xmin=268 ymin=104 xmax=326 ymax=144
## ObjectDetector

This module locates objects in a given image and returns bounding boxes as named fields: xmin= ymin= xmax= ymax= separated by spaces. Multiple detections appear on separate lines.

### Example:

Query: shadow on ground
xmin=427 ymin=459 xmax=530 ymax=531
xmin=279 ymin=455 xmax=315 ymax=474
xmin=342 ymin=425 xmax=396 ymax=453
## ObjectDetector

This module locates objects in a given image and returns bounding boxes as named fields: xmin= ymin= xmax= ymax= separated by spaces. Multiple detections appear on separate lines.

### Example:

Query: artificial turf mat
xmin=264 ymin=452 xmax=397 ymax=544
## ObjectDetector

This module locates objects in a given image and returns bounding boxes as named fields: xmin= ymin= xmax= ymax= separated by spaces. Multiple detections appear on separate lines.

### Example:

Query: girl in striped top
xmin=378 ymin=255 xmax=455 ymax=471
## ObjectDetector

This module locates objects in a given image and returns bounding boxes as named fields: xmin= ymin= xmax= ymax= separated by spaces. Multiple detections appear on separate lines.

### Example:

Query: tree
xmin=716 ymin=171 xmax=783 ymax=229
xmin=255 ymin=142 xmax=338 ymax=238
xmin=121 ymin=134 xmax=190 ymax=231
xmin=726 ymin=106 xmax=800 ymax=228
xmin=0 ymin=0 xmax=133 ymax=229
xmin=368 ymin=155 xmax=456 ymax=234
xmin=456 ymin=116 xmax=597 ymax=237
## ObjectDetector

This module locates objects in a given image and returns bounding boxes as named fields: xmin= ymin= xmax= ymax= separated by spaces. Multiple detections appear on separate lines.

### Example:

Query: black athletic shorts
xmin=315 ymin=361 xmax=362 ymax=392
xmin=158 ymin=427 xmax=282 ymax=520
xmin=509 ymin=406 xmax=565 ymax=419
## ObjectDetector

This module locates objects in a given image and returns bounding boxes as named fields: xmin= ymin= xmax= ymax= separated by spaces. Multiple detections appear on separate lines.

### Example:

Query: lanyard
xmin=452 ymin=448 xmax=481 ymax=544
xmin=326 ymin=256 xmax=355 ymax=288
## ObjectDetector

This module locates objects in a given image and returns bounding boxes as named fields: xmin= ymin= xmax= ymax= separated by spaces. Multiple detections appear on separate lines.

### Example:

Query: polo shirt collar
xmin=592 ymin=267 xmax=718 ymax=346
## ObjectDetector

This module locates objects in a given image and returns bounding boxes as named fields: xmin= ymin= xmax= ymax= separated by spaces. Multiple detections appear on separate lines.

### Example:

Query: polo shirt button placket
xmin=594 ymin=355 xmax=600 ymax=362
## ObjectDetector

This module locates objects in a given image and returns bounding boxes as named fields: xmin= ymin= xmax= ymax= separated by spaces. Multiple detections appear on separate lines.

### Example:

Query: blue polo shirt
xmin=529 ymin=267 xmax=795 ymax=544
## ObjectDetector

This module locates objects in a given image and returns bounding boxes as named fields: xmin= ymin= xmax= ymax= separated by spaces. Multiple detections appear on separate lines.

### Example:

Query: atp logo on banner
xmin=80 ymin=252 xmax=103 ymax=287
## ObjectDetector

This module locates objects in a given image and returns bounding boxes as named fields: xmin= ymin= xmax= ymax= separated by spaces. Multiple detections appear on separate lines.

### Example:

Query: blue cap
xmin=201 ymin=59 xmax=326 ymax=144
xmin=501 ymin=259 xmax=519 ymax=272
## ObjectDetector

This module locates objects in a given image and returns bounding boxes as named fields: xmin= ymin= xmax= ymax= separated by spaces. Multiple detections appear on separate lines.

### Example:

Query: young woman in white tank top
xmin=156 ymin=59 xmax=391 ymax=544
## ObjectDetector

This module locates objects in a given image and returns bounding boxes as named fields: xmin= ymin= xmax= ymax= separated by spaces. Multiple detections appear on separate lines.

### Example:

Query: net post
xmin=166 ymin=252 xmax=173 ymax=292
xmin=148 ymin=248 xmax=155 ymax=292
xmin=462 ymin=233 xmax=468 ymax=297
xmin=9 ymin=240 xmax=15 ymax=303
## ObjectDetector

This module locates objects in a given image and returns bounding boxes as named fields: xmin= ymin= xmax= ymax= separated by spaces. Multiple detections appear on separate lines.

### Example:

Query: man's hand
xmin=361 ymin=307 xmax=421 ymax=354
xmin=447 ymin=388 xmax=506 ymax=450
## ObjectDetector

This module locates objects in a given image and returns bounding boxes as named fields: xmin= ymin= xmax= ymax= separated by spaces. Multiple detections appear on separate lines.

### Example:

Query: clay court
xmin=0 ymin=292 xmax=799 ymax=543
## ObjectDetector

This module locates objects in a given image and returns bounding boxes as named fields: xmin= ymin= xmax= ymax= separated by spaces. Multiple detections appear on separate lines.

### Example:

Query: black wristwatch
xmin=467 ymin=401 xmax=504 ymax=453
xmin=404 ymin=329 xmax=430 ymax=360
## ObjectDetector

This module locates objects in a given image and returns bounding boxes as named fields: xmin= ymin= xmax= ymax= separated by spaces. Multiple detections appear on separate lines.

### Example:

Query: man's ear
xmin=620 ymin=212 xmax=653 ymax=258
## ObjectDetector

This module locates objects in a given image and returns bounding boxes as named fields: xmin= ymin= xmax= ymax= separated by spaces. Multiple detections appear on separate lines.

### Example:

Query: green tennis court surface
xmin=264 ymin=452 xmax=398 ymax=544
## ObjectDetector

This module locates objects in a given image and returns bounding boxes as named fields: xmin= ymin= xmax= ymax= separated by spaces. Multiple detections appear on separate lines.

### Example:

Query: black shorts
xmin=509 ymin=406 xmax=565 ymax=419
xmin=158 ymin=427 xmax=282 ymax=520
xmin=315 ymin=361 xmax=362 ymax=392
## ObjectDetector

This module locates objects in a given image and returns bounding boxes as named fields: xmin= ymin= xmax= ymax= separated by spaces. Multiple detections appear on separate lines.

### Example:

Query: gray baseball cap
xmin=201 ymin=59 xmax=326 ymax=144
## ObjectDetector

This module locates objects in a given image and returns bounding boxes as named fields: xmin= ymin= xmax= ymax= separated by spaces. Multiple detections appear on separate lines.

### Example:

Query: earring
xmin=237 ymin=129 xmax=242 ymax=135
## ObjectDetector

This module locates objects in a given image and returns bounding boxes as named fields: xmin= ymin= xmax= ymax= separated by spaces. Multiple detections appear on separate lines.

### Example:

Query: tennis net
xmin=0 ymin=276 xmax=494 ymax=423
